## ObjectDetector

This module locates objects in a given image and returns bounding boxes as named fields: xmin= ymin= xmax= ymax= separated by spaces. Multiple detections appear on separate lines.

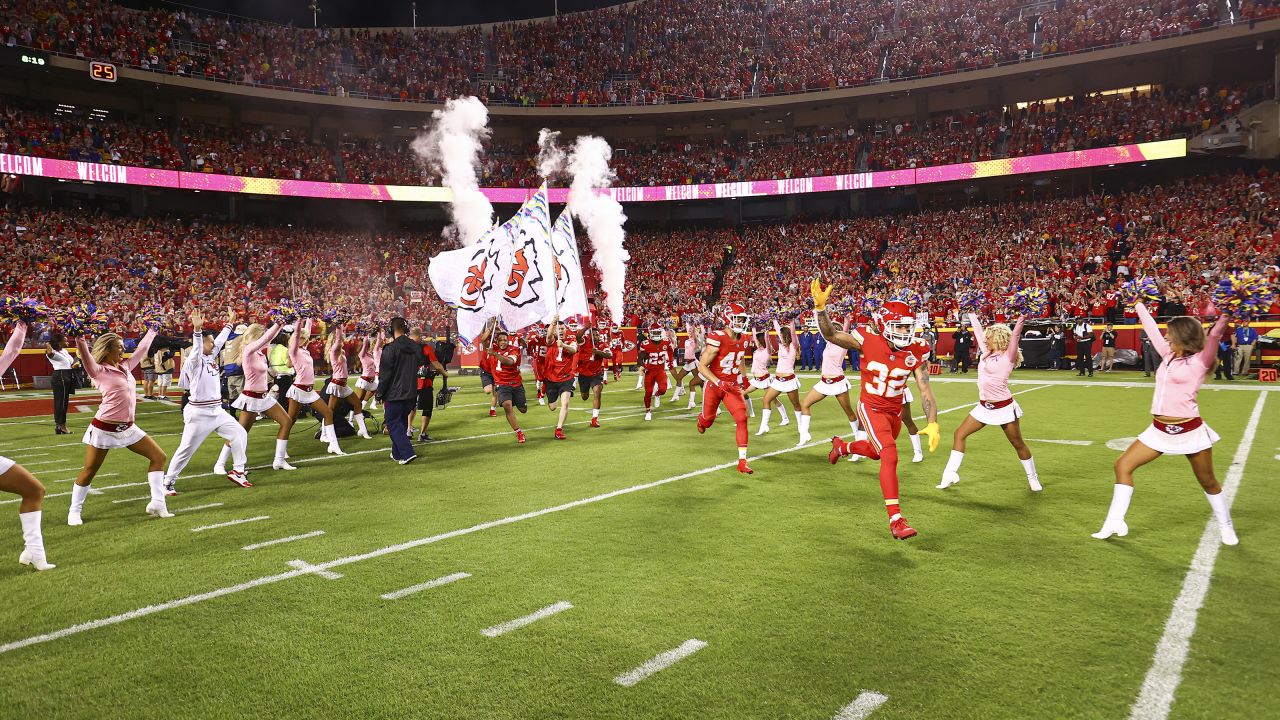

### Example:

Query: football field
xmin=0 ymin=371 xmax=1275 ymax=719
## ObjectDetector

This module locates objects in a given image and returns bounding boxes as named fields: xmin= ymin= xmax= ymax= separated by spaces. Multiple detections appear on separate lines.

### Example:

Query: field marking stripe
xmin=613 ymin=639 xmax=708 ymax=687
xmin=13 ymin=459 xmax=68 ymax=467
xmin=1026 ymin=438 xmax=1094 ymax=446
xmin=833 ymin=690 xmax=890 ymax=720
xmin=480 ymin=601 xmax=573 ymax=637
xmin=929 ymin=377 xmax=1278 ymax=393
xmin=110 ymin=495 xmax=151 ymax=504
xmin=0 ymin=408 xmax=173 ymax=425
xmin=191 ymin=516 xmax=270 ymax=533
xmin=241 ymin=530 xmax=325 ymax=551
xmin=177 ymin=503 xmax=223 ymax=513
xmin=6 ymin=452 xmax=48 ymax=459
xmin=381 ymin=572 xmax=471 ymax=600
xmin=1127 ymin=391 xmax=1267 ymax=720
xmin=0 ymin=386 xmax=1049 ymax=655
xmin=51 ymin=473 xmax=116 ymax=484
xmin=285 ymin=560 xmax=343 ymax=580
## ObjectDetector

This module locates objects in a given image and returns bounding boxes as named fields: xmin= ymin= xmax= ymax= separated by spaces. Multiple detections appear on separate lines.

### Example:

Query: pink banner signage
xmin=0 ymin=139 xmax=1184 ymax=204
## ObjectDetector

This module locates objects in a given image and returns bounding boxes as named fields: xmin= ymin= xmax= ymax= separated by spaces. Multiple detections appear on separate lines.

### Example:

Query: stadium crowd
xmin=2 ymin=0 xmax=1277 ymax=107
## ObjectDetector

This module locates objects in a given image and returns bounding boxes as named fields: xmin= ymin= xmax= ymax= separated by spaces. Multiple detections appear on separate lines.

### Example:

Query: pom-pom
xmin=957 ymin=289 xmax=987 ymax=314
xmin=53 ymin=302 xmax=109 ymax=338
xmin=860 ymin=295 xmax=884 ymax=316
xmin=355 ymin=319 xmax=383 ymax=336
xmin=137 ymin=303 xmax=169 ymax=333
xmin=295 ymin=299 xmax=319 ymax=319
xmin=1005 ymin=288 xmax=1048 ymax=316
xmin=321 ymin=306 xmax=352 ymax=327
xmin=1120 ymin=276 xmax=1160 ymax=308
xmin=269 ymin=300 xmax=300 ymax=325
xmin=0 ymin=296 xmax=50 ymax=325
xmin=1211 ymin=271 xmax=1277 ymax=321
xmin=888 ymin=287 xmax=922 ymax=309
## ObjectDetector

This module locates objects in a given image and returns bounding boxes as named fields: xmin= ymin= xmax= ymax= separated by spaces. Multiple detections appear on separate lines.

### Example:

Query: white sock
xmin=760 ymin=408 xmax=772 ymax=429
xmin=1020 ymin=457 xmax=1037 ymax=479
xmin=855 ymin=430 xmax=868 ymax=443
xmin=1204 ymin=491 xmax=1233 ymax=527
xmin=745 ymin=397 xmax=755 ymax=418
xmin=354 ymin=414 xmax=368 ymax=434
xmin=592 ymin=409 xmax=599 ymax=418
xmin=777 ymin=404 xmax=789 ymax=422
xmin=944 ymin=449 xmax=964 ymax=475
xmin=798 ymin=414 xmax=811 ymax=436
xmin=849 ymin=420 xmax=860 ymax=435
xmin=70 ymin=484 xmax=90 ymax=514
xmin=738 ymin=447 xmax=748 ymax=460
xmin=19 ymin=510 xmax=45 ymax=558
xmin=216 ymin=444 xmax=232 ymax=468
xmin=147 ymin=470 xmax=166 ymax=503
xmin=909 ymin=433 xmax=922 ymax=456
xmin=275 ymin=438 xmax=289 ymax=460
xmin=1102 ymin=484 xmax=1134 ymax=527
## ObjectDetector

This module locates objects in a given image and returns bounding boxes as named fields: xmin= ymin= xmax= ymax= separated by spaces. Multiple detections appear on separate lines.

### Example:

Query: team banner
xmin=0 ymin=139 xmax=1186 ymax=204
xmin=496 ymin=185 xmax=556 ymax=332
xmin=546 ymin=208 xmax=591 ymax=321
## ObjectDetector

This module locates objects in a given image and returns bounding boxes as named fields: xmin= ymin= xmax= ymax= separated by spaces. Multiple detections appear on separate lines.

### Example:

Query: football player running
xmin=694 ymin=303 xmax=754 ymax=475
xmin=816 ymin=281 xmax=941 ymax=540
xmin=638 ymin=325 xmax=675 ymax=421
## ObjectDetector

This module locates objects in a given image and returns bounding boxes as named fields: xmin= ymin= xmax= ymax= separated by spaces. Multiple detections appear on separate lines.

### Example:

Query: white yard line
xmin=0 ymin=432 xmax=181 ymax=452
xmin=0 ymin=479 xmax=147 ymax=505
xmin=0 ymin=386 xmax=1050 ymax=654
xmin=1127 ymin=392 xmax=1268 ymax=720
xmin=833 ymin=691 xmax=890 ymax=720
xmin=50 ymin=473 xmax=117 ymax=484
xmin=1026 ymin=438 xmax=1094 ymax=446
xmin=5 ymin=452 xmax=48 ymax=460
xmin=613 ymin=639 xmax=707 ymax=687
xmin=480 ymin=601 xmax=573 ymax=638
xmin=929 ymin=377 xmax=1278 ymax=393
xmin=12 ymin=459 xmax=69 ymax=467
xmin=0 ymin=408 xmax=173 ymax=426
xmin=380 ymin=572 xmax=471 ymax=600
xmin=285 ymin=560 xmax=343 ymax=580
xmin=177 ymin=503 xmax=224 ymax=514
xmin=110 ymin=495 xmax=151 ymax=504
xmin=241 ymin=530 xmax=325 ymax=551
xmin=191 ymin=516 xmax=270 ymax=533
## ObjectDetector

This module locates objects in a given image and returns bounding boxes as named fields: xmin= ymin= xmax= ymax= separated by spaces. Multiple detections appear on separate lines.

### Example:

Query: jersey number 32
xmin=864 ymin=360 xmax=911 ymax=398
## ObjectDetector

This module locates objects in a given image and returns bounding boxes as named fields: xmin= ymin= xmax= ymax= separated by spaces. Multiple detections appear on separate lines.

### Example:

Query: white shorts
xmin=0 ymin=456 xmax=13 ymax=475
xmin=232 ymin=393 xmax=277 ymax=414
xmin=355 ymin=377 xmax=379 ymax=392
xmin=770 ymin=375 xmax=801 ymax=393
xmin=327 ymin=380 xmax=353 ymax=398
xmin=748 ymin=375 xmax=771 ymax=391
xmin=286 ymin=385 xmax=321 ymax=405
xmin=903 ymin=386 xmax=915 ymax=405
xmin=157 ymin=373 xmax=172 ymax=383
xmin=682 ymin=361 xmax=697 ymax=372
xmin=969 ymin=399 xmax=1023 ymax=426
xmin=83 ymin=422 xmax=147 ymax=449
xmin=1137 ymin=421 xmax=1220 ymax=455
xmin=814 ymin=376 xmax=851 ymax=397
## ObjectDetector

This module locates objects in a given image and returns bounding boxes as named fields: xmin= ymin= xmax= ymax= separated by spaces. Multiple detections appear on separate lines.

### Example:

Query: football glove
xmin=919 ymin=422 xmax=941 ymax=453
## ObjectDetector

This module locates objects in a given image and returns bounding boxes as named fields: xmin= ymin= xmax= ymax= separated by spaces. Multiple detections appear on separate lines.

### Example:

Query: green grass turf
xmin=0 ymin=371 xmax=1275 ymax=719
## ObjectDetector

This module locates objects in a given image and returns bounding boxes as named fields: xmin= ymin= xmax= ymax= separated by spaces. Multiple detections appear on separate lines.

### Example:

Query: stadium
xmin=1 ymin=0 xmax=1279 ymax=717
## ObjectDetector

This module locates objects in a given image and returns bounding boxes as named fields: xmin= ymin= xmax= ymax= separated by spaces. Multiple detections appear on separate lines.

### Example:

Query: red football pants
xmin=699 ymin=382 xmax=749 ymax=448
xmin=643 ymin=368 xmax=668 ymax=408
xmin=845 ymin=402 xmax=904 ymax=519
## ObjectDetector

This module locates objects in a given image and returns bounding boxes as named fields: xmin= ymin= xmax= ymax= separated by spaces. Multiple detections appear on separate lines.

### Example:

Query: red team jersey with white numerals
xmin=850 ymin=327 xmax=929 ymax=413
xmin=577 ymin=331 xmax=606 ymax=376
xmin=639 ymin=340 xmax=674 ymax=370
xmin=703 ymin=330 xmax=745 ymax=383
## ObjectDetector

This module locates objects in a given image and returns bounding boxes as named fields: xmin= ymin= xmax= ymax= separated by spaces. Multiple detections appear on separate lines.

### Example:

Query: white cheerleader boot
xmin=937 ymin=471 xmax=960 ymax=489
xmin=18 ymin=511 xmax=55 ymax=570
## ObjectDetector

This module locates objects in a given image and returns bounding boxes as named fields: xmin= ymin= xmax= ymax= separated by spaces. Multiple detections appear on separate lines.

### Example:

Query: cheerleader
xmin=757 ymin=320 xmax=799 ymax=435
xmin=675 ymin=320 xmax=705 ymax=410
xmin=324 ymin=322 xmax=371 ymax=439
xmin=281 ymin=319 xmax=346 ymax=457
xmin=1 ymin=321 xmax=54 ymax=569
xmin=1093 ymin=303 xmax=1236 ymax=544
xmin=164 ymin=309 xmax=251 ymax=493
xmin=938 ymin=314 xmax=1037 ymax=491
xmin=69 ymin=325 xmax=170 ymax=525
xmin=796 ymin=313 xmax=863 ymax=447
xmin=216 ymin=321 xmax=294 ymax=472
xmin=351 ymin=329 xmax=380 ymax=414
xmin=742 ymin=328 xmax=773 ymax=419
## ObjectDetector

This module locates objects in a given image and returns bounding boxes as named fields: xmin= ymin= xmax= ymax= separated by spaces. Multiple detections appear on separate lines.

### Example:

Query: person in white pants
xmin=164 ymin=309 xmax=251 ymax=494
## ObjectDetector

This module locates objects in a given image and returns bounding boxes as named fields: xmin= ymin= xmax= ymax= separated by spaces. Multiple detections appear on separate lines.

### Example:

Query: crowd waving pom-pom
xmin=1119 ymin=276 xmax=1160 ymax=308
xmin=1211 ymin=271 xmax=1277 ymax=321
xmin=137 ymin=304 xmax=169 ymax=333
xmin=0 ymin=296 xmax=50 ymax=325
xmin=1006 ymin=288 xmax=1048 ymax=316
xmin=957 ymin=289 xmax=987 ymax=314
xmin=54 ymin=303 xmax=109 ymax=338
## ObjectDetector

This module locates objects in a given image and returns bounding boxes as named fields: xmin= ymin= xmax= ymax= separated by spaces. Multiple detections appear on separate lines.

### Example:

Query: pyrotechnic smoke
xmin=536 ymin=129 xmax=566 ymax=180
xmin=567 ymin=136 xmax=628 ymax=321
xmin=412 ymin=96 xmax=493 ymax=246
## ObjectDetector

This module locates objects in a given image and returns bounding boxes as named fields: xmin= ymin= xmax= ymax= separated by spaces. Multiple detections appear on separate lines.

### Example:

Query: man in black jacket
xmin=377 ymin=317 xmax=424 ymax=464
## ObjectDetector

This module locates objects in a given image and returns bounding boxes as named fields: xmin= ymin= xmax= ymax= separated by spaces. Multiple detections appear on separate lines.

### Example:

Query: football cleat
xmin=18 ymin=548 xmax=55 ymax=571
xmin=937 ymin=471 xmax=961 ymax=489
xmin=227 ymin=471 xmax=253 ymax=488
xmin=554 ymin=428 xmax=566 ymax=440
xmin=538 ymin=396 xmax=547 ymax=405
xmin=163 ymin=479 xmax=179 ymax=497
xmin=516 ymin=430 xmax=526 ymax=444
xmin=696 ymin=416 xmax=708 ymax=434
xmin=489 ymin=408 xmax=497 ymax=417
xmin=653 ymin=396 xmax=661 ymax=408
xmin=1091 ymin=520 xmax=1128 ymax=540
xmin=145 ymin=500 xmax=174 ymax=519
xmin=828 ymin=437 xmax=846 ymax=464
xmin=890 ymin=517 xmax=917 ymax=540
xmin=645 ymin=411 xmax=653 ymax=421
xmin=737 ymin=459 xmax=754 ymax=475
xmin=590 ymin=417 xmax=600 ymax=428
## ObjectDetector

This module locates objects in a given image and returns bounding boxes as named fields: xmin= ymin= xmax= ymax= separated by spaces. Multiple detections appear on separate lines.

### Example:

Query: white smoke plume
xmin=567 ymin=136 xmax=628 ymax=321
xmin=412 ymin=96 xmax=494 ymax=246
xmin=536 ymin=128 xmax=566 ymax=180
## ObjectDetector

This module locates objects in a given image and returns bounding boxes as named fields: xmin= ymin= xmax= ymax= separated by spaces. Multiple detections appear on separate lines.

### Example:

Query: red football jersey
xmin=576 ymin=330 xmax=606 ymax=376
xmin=850 ymin=327 xmax=928 ymax=413
xmin=543 ymin=333 xmax=578 ymax=382
xmin=639 ymin=340 xmax=673 ymax=370
xmin=703 ymin=330 xmax=746 ymax=383
xmin=491 ymin=344 xmax=522 ymax=386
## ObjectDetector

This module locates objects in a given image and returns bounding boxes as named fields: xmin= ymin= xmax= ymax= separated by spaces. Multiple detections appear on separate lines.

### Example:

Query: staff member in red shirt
xmin=576 ymin=323 xmax=612 ymax=428
xmin=543 ymin=318 xmax=579 ymax=440
xmin=485 ymin=330 xmax=528 ymax=444
xmin=407 ymin=328 xmax=449 ymax=443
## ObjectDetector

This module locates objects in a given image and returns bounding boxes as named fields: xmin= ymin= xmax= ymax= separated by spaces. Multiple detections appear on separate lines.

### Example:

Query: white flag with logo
xmin=545 ymin=208 xmax=590 ymax=322
xmin=427 ymin=224 xmax=507 ymax=345
xmin=495 ymin=185 xmax=556 ymax=332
